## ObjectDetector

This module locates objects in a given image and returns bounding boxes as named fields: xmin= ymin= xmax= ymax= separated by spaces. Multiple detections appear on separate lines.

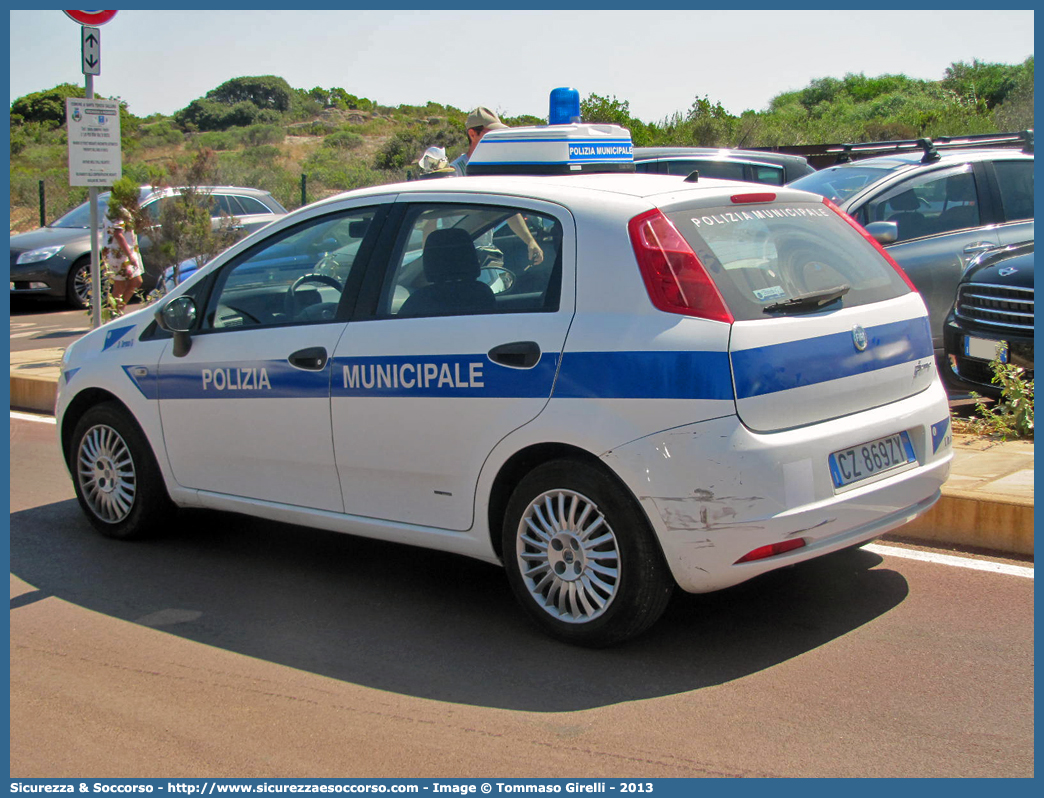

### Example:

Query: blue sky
xmin=8 ymin=8 xmax=1036 ymax=123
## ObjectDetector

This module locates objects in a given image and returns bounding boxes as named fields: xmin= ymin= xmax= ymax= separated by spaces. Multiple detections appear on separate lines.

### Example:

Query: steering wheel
xmin=284 ymin=273 xmax=343 ymax=318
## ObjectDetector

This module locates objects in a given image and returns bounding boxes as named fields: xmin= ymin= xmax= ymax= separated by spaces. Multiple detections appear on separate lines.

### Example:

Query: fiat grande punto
xmin=57 ymin=123 xmax=953 ymax=646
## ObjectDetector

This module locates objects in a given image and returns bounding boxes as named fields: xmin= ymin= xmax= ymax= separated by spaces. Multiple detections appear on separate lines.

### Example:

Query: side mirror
xmin=864 ymin=221 xmax=899 ymax=245
xmin=479 ymin=266 xmax=515 ymax=295
xmin=155 ymin=296 xmax=198 ymax=358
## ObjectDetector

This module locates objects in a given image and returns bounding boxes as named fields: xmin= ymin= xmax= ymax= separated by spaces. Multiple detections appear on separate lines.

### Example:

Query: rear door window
xmin=665 ymin=201 xmax=911 ymax=321
xmin=993 ymin=160 xmax=1034 ymax=222
xmin=236 ymin=195 xmax=278 ymax=215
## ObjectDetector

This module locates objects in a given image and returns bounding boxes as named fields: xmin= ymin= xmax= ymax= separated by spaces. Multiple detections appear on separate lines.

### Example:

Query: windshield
xmin=50 ymin=193 xmax=112 ymax=228
xmin=788 ymin=164 xmax=895 ymax=204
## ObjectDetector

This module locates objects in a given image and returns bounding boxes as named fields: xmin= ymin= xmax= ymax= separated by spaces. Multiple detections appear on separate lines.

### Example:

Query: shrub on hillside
xmin=323 ymin=129 xmax=364 ymax=150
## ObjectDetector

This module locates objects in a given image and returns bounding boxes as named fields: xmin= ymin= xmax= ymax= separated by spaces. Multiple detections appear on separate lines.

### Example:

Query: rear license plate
xmin=964 ymin=335 xmax=1008 ymax=363
xmin=829 ymin=431 xmax=916 ymax=489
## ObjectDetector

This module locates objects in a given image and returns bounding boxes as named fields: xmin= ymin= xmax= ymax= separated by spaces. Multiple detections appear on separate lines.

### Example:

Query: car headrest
xmin=422 ymin=229 xmax=480 ymax=283
xmin=890 ymin=190 xmax=921 ymax=212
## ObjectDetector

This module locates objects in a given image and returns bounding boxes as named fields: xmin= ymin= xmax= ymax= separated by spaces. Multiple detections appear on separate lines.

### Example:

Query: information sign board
xmin=66 ymin=98 xmax=122 ymax=186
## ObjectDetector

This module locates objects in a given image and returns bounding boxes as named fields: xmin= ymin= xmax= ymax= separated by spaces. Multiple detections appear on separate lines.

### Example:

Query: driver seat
xmin=398 ymin=229 xmax=496 ymax=317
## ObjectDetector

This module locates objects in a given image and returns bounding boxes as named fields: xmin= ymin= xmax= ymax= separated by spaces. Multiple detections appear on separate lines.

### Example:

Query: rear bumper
xmin=603 ymin=380 xmax=953 ymax=593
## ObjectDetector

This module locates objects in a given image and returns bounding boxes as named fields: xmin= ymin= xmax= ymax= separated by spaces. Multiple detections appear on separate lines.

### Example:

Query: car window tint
xmin=666 ymin=201 xmax=910 ymax=321
xmin=144 ymin=196 xmax=176 ymax=224
xmin=202 ymin=208 xmax=377 ymax=330
xmin=213 ymin=194 xmax=244 ymax=216
xmin=634 ymin=161 xmax=665 ymax=174
xmin=664 ymin=160 xmax=748 ymax=181
xmin=235 ymin=195 xmax=274 ymax=215
xmin=856 ymin=166 xmax=980 ymax=242
xmin=380 ymin=204 xmax=563 ymax=319
xmin=993 ymin=160 xmax=1034 ymax=222
xmin=51 ymin=193 xmax=111 ymax=228
xmin=788 ymin=164 xmax=896 ymax=204
xmin=752 ymin=165 xmax=785 ymax=185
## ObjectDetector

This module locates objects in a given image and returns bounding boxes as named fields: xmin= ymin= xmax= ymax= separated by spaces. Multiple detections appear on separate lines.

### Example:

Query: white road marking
xmin=865 ymin=543 xmax=1033 ymax=579
xmin=10 ymin=411 xmax=56 ymax=424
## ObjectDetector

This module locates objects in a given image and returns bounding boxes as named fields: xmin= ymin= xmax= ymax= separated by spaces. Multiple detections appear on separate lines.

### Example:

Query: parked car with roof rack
xmin=942 ymin=240 xmax=1034 ymax=397
xmin=787 ymin=131 xmax=1034 ymax=360
xmin=633 ymin=147 xmax=815 ymax=185
xmin=10 ymin=185 xmax=287 ymax=309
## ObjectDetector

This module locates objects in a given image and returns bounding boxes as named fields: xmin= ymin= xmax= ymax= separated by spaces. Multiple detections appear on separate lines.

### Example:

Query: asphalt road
xmin=10 ymin=413 xmax=1034 ymax=778
xmin=9 ymin=297 xmax=93 ymax=352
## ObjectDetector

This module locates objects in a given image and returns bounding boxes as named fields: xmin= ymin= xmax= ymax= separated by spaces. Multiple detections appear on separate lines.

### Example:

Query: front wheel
xmin=66 ymin=257 xmax=91 ymax=309
xmin=70 ymin=402 xmax=174 ymax=539
xmin=502 ymin=460 xmax=674 ymax=646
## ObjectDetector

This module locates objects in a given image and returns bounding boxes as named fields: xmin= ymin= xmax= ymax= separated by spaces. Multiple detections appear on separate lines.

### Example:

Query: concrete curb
xmin=11 ymin=373 xmax=57 ymax=416
xmin=895 ymin=491 xmax=1033 ymax=556
xmin=10 ymin=371 xmax=1033 ymax=559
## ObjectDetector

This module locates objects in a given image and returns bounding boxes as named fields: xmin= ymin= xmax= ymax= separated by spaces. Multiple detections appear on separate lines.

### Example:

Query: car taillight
xmin=822 ymin=196 xmax=918 ymax=292
xmin=734 ymin=538 xmax=806 ymax=564
xmin=628 ymin=209 xmax=734 ymax=323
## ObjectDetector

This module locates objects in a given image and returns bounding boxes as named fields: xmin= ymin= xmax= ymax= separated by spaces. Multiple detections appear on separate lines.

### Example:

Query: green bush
xmin=959 ymin=361 xmax=1034 ymax=440
xmin=323 ymin=129 xmax=364 ymax=150
xmin=240 ymin=123 xmax=284 ymax=147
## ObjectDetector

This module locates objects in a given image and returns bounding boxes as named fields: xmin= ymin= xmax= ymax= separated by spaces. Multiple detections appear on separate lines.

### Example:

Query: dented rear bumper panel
xmin=603 ymin=380 xmax=952 ymax=593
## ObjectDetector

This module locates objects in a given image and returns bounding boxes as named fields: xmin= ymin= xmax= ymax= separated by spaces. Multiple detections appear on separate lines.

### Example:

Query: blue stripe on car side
xmin=142 ymin=317 xmax=929 ymax=402
xmin=555 ymin=351 xmax=734 ymax=400
xmin=730 ymin=317 xmax=932 ymax=399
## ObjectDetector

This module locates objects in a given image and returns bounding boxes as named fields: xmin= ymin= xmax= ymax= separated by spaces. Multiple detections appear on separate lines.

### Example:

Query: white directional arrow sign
xmin=82 ymin=25 xmax=100 ymax=75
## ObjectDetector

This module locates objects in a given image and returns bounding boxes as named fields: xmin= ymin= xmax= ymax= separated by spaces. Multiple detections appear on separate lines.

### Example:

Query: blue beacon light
xmin=549 ymin=87 xmax=581 ymax=125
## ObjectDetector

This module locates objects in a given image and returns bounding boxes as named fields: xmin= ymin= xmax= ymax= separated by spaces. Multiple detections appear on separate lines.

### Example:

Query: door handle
xmin=488 ymin=341 xmax=541 ymax=369
xmin=288 ymin=346 xmax=328 ymax=370
xmin=963 ymin=241 xmax=998 ymax=255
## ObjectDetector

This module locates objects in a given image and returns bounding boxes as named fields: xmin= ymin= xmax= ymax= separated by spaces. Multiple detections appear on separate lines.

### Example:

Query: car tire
xmin=70 ymin=402 xmax=175 ymax=540
xmin=66 ymin=257 xmax=91 ymax=310
xmin=501 ymin=460 xmax=674 ymax=647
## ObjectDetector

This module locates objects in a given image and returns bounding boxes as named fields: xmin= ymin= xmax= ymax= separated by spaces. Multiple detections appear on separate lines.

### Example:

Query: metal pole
xmin=86 ymin=73 xmax=101 ymax=329
xmin=38 ymin=181 xmax=46 ymax=227
xmin=301 ymin=173 xmax=307 ymax=207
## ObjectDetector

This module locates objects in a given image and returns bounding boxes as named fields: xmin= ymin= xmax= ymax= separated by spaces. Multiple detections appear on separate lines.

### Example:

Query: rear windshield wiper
xmin=763 ymin=285 xmax=850 ymax=314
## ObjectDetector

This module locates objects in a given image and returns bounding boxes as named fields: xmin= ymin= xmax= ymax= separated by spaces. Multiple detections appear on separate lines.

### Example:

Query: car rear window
xmin=665 ymin=201 xmax=911 ymax=321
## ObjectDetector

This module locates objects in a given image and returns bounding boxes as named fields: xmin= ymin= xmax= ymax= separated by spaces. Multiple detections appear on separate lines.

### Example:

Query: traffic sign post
xmin=64 ymin=10 xmax=118 ymax=328
xmin=82 ymin=26 xmax=100 ymax=75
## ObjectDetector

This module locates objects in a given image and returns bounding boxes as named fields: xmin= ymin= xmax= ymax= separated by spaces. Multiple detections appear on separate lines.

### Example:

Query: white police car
xmin=57 ymin=97 xmax=952 ymax=646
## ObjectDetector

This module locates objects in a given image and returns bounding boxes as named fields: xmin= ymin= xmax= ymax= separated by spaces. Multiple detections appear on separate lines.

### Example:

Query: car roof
xmin=633 ymin=146 xmax=812 ymax=169
xmin=302 ymin=172 xmax=819 ymax=216
xmin=826 ymin=146 xmax=1033 ymax=172
xmin=141 ymin=185 xmax=275 ymax=199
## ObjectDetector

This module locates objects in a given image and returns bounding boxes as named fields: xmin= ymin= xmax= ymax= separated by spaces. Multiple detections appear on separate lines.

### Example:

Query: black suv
xmin=943 ymin=240 xmax=1034 ymax=397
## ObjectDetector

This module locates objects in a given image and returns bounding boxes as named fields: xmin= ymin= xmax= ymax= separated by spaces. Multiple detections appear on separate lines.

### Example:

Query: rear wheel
xmin=502 ymin=460 xmax=674 ymax=646
xmin=70 ymin=402 xmax=174 ymax=539
xmin=66 ymin=257 xmax=91 ymax=309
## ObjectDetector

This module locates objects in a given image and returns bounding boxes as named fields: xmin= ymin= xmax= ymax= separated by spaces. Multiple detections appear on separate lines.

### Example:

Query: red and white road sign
xmin=63 ymin=10 xmax=118 ymax=26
